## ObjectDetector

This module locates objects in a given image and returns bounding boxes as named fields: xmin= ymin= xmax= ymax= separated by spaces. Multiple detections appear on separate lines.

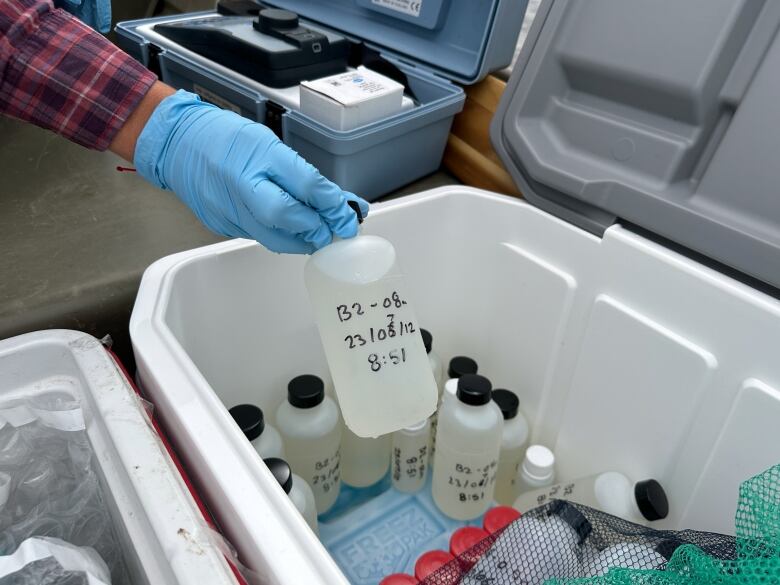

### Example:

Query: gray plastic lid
xmin=491 ymin=0 xmax=780 ymax=290
xmin=263 ymin=0 xmax=528 ymax=84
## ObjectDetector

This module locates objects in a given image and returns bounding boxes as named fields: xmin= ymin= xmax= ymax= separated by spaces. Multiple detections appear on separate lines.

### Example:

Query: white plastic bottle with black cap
xmin=431 ymin=356 xmax=479 ymax=464
xmin=515 ymin=445 xmax=556 ymax=497
xmin=491 ymin=389 xmax=530 ymax=505
xmin=582 ymin=541 xmax=667 ymax=577
xmin=304 ymin=202 xmax=438 ymax=438
xmin=421 ymin=329 xmax=444 ymax=388
xmin=264 ymin=457 xmax=318 ymax=535
xmin=442 ymin=357 xmax=479 ymax=405
xmin=513 ymin=472 xmax=669 ymax=525
xmin=276 ymin=375 xmax=342 ymax=513
xmin=391 ymin=418 xmax=431 ymax=493
xmin=432 ymin=374 xmax=503 ymax=520
xmin=471 ymin=500 xmax=590 ymax=583
xmin=229 ymin=404 xmax=285 ymax=459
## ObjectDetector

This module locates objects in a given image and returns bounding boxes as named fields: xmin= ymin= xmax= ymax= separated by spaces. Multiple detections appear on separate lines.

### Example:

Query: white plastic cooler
xmin=130 ymin=1 xmax=780 ymax=583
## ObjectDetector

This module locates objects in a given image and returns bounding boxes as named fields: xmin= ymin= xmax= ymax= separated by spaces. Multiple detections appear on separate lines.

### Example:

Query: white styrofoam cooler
xmin=130 ymin=187 xmax=780 ymax=584
xmin=0 ymin=330 xmax=237 ymax=585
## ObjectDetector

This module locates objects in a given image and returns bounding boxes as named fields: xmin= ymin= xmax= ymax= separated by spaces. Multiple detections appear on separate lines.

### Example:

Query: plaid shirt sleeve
xmin=0 ymin=0 xmax=157 ymax=150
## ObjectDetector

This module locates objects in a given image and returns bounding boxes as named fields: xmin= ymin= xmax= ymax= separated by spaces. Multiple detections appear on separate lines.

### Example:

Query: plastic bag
xmin=0 ymin=395 xmax=130 ymax=584
xmin=0 ymin=537 xmax=111 ymax=584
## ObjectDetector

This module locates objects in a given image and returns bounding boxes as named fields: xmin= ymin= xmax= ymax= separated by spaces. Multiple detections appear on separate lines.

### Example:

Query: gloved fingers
xmin=265 ymin=142 xmax=342 ymax=211
xmin=264 ymin=143 xmax=368 ymax=237
xmin=242 ymin=179 xmax=333 ymax=249
xmin=238 ymin=222 xmax=318 ymax=255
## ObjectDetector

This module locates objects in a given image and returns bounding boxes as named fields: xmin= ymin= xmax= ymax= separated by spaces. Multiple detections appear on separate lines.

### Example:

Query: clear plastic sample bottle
xmin=432 ymin=374 xmax=503 ymax=520
xmin=303 ymin=203 xmax=438 ymax=437
xmin=391 ymin=418 xmax=431 ymax=493
xmin=515 ymin=445 xmax=555 ymax=496
xmin=513 ymin=471 xmax=669 ymax=524
xmin=432 ymin=356 xmax=479 ymax=463
xmin=341 ymin=426 xmax=391 ymax=487
xmin=276 ymin=375 xmax=342 ymax=513
xmin=491 ymin=389 xmax=530 ymax=505
xmin=583 ymin=542 xmax=666 ymax=577
xmin=421 ymin=328 xmax=444 ymax=388
xmin=264 ymin=457 xmax=318 ymax=535
xmin=229 ymin=404 xmax=285 ymax=459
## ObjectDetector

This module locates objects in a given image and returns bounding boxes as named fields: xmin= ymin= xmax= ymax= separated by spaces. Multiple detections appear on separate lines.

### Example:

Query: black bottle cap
xmin=288 ymin=375 xmax=325 ymax=408
xmin=457 ymin=374 xmax=492 ymax=406
xmin=447 ymin=356 xmax=478 ymax=379
xmin=347 ymin=200 xmax=364 ymax=224
xmin=420 ymin=329 xmax=433 ymax=354
xmin=264 ymin=457 xmax=293 ymax=494
xmin=491 ymin=389 xmax=519 ymax=420
xmin=635 ymin=479 xmax=669 ymax=521
xmin=548 ymin=500 xmax=593 ymax=545
xmin=258 ymin=8 xmax=298 ymax=30
xmin=229 ymin=404 xmax=265 ymax=441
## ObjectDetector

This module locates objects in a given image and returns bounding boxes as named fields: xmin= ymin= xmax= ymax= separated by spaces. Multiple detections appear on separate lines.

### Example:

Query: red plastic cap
xmin=414 ymin=550 xmax=456 ymax=581
xmin=483 ymin=506 xmax=521 ymax=535
xmin=379 ymin=574 xmax=418 ymax=585
xmin=449 ymin=526 xmax=490 ymax=557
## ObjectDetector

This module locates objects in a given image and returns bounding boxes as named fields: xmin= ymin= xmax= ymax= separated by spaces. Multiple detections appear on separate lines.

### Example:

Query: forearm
xmin=109 ymin=81 xmax=176 ymax=162
xmin=0 ymin=0 xmax=157 ymax=151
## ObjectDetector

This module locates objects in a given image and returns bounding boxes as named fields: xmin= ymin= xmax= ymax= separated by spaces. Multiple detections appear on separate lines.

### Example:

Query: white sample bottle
xmin=229 ymin=404 xmax=285 ymax=459
xmin=421 ymin=329 xmax=444 ymax=388
xmin=513 ymin=471 xmax=669 ymax=524
xmin=276 ymin=375 xmax=342 ymax=513
xmin=491 ymin=389 xmax=530 ymax=505
xmin=469 ymin=502 xmax=589 ymax=584
xmin=431 ymin=356 xmax=479 ymax=464
xmin=582 ymin=542 xmax=667 ymax=576
xmin=264 ymin=457 xmax=318 ymax=535
xmin=392 ymin=418 xmax=431 ymax=493
xmin=432 ymin=374 xmax=503 ymax=520
xmin=341 ymin=426 xmax=391 ymax=487
xmin=303 ymin=203 xmax=438 ymax=437
xmin=515 ymin=445 xmax=555 ymax=496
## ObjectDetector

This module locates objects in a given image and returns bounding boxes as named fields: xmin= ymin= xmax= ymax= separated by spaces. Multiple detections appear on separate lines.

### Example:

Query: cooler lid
xmin=491 ymin=0 xmax=780 ymax=290
xmin=262 ymin=0 xmax=528 ymax=84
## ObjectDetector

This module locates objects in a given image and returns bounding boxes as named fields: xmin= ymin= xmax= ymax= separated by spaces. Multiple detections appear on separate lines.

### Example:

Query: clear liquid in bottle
xmin=304 ymin=205 xmax=437 ymax=437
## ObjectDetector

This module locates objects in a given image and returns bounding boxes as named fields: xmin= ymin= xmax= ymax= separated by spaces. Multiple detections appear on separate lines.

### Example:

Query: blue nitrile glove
xmin=56 ymin=0 xmax=111 ymax=33
xmin=134 ymin=90 xmax=369 ymax=254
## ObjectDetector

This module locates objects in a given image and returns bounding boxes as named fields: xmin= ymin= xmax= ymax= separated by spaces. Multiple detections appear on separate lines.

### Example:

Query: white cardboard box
xmin=300 ymin=66 xmax=405 ymax=130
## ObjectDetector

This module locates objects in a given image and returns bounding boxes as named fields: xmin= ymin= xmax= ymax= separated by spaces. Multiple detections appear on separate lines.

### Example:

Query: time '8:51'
xmin=368 ymin=348 xmax=407 ymax=372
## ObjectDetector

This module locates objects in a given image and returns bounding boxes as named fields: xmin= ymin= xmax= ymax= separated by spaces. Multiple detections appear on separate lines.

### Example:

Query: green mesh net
xmin=420 ymin=464 xmax=780 ymax=585
xmin=549 ymin=464 xmax=780 ymax=585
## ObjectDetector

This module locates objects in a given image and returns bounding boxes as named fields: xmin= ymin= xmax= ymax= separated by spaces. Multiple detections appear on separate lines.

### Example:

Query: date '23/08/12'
xmin=336 ymin=291 xmax=416 ymax=373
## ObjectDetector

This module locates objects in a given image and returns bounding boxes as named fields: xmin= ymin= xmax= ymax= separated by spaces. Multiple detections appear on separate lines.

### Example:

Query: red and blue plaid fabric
xmin=0 ymin=0 xmax=156 ymax=150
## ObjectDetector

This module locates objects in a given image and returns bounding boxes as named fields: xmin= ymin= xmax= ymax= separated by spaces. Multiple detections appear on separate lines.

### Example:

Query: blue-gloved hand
xmin=134 ymin=90 xmax=369 ymax=254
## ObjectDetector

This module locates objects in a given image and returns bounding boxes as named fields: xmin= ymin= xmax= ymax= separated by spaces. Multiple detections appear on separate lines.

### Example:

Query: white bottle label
xmin=392 ymin=440 xmax=428 ymax=491
xmin=434 ymin=443 xmax=499 ymax=516
xmin=334 ymin=281 xmax=421 ymax=376
xmin=309 ymin=447 xmax=341 ymax=499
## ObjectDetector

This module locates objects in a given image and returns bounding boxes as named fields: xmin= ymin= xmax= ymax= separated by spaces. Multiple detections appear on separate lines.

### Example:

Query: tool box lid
xmin=492 ymin=0 xmax=780 ymax=290
xmin=263 ymin=0 xmax=528 ymax=84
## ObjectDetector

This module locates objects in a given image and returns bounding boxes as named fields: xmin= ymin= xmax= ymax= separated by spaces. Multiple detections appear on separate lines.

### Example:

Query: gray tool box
xmin=116 ymin=0 xmax=528 ymax=200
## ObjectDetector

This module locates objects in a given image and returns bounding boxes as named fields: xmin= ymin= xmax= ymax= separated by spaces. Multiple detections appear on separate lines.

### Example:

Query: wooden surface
xmin=443 ymin=75 xmax=521 ymax=197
